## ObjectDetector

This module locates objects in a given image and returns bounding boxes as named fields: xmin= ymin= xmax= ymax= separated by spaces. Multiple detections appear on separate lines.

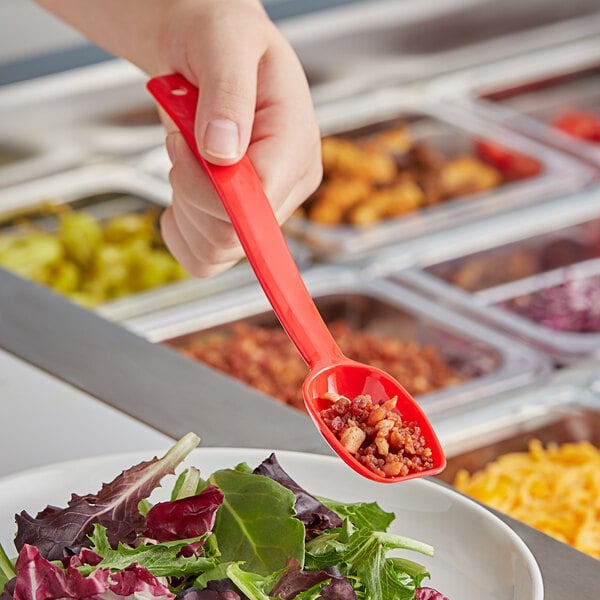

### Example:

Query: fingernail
xmin=203 ymin=119 xmax=239 ymax=160
xmin=165 ymin=132 xmax=178 ymax=164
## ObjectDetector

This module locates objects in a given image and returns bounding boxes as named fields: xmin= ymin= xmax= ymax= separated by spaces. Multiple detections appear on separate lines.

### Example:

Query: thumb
xmin=193 ymin=46 xmax=259 ymax=166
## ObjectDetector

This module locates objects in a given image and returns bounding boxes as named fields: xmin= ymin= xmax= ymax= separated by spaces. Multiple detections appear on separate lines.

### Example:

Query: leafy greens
xmin=0 ymin=434 xmax=449 ymax=600
xmin=14 ymin=432 xmax=201 ymax=561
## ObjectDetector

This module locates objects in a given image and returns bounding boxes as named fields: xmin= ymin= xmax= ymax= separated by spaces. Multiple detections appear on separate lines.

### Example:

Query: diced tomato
xmin=475 ymin=140 xmax=543 ymax=181
xmin=551 ymin=109 xmax=600 ymax=143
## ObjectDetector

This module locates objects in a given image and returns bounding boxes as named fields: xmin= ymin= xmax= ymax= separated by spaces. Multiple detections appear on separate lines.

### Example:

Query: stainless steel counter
xmin=0 ymin=348 xmax=172 ymax=477
xmin=0 ymin=270 xmax=326 ymax=453
xmin=1 ymin=269 xmax=598 ymax=597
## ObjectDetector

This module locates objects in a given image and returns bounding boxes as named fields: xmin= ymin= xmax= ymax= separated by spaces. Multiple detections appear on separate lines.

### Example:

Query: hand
xmin=157 ymin=0 xmax=322 ymax=277
xmin=36 ymin=0 xmax=322 ymax=278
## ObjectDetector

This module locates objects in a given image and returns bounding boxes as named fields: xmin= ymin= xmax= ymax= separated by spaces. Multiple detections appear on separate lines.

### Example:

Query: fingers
xmin=163 ymin=132 xmax=245 ymax=277
xmin=187 ymin=10 xmax=269 ymax=165
xmin=161 ymin=207 xmax=240 ymax=278
xmin=166 ymin=132 xmax=230 ymax=222
xmin=247 ymin=42 xmax=323 ymax=217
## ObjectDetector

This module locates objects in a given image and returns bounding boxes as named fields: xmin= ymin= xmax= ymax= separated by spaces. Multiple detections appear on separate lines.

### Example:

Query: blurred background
xmin=0 ymin=0 xmax=348 ymax=83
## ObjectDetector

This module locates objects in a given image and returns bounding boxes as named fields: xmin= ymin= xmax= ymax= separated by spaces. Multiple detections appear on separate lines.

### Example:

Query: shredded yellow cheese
xmin=454 ymin=439 xmax=600 ymax=559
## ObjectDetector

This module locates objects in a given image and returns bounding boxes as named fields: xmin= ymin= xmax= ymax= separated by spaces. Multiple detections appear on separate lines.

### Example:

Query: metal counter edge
xmin=0 ymin=269 xmax=329 ymax=454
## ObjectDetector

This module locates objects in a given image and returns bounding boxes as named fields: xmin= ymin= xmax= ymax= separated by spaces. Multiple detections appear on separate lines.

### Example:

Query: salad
xmin=0 ymin=433 xmax=448 ymax=600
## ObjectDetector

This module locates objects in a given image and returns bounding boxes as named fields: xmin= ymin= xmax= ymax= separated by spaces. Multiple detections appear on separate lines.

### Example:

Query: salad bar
xmin=436 ymin=378 xmax=600 ymax=560
xmin=1 ymin=0 xmax=600 ymax=598
xmin=138 ymin=89 xmax=592 ymax=260
xmin=380 ymin=190 xmax=600 ymax=363
xmin=0 ymin=166 xmax=310 ymax=321
xmin=126 ymin=266 xmax=549 ymax=414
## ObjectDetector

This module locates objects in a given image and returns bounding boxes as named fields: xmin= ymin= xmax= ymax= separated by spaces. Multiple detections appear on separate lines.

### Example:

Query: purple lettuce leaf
xmin=0 ymin=579 xmax=15 ymax=600
xmin=269 ymin=558 xmax=356 ymax=600
xmin=109 ymin=563 xmax=173 ymax=597
xmin=145 ymin=485 xmax=224 ymax=544
xmin=318 ymin=577 xmax=357 ymax=600
xmin=8 ymin=544 xmax=175 ymax=600
xmin=253 ymin=455 xmax=342 ymax=538
xmin=12 ymin=545 xmax=109 ymax=600
xmin=14 ymin=433 xmax=200 ymax=560
xmin=269 ymin=558 xmax=331 ymax=599
xmin=416 ymin=587 xmax=450 ymax=600
xmin=205 ymin=579 xmax=245 ymax=597
xmin=60 ymin=548 xmax=103 ymax=569
xmin=179 ymin=593 xmax=239 ymax=600
xmin=176 ymin=587 xmax=241 ymax=600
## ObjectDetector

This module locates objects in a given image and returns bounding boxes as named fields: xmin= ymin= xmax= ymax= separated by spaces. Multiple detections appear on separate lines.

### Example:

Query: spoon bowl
xmin=147 ymin=74 xmax=446 ymax=483
xmin=303 ymin=361 xmax=446 ymax=482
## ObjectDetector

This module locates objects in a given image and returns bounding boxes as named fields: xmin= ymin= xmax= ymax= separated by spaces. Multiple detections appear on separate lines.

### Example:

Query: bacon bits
xmin=320 ymin=393 xmax=434 ymax=478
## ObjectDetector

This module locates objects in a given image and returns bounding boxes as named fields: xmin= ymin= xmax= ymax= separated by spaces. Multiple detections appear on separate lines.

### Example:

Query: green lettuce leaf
xmin=305 ymin=520 xmax=433 ymax=599
xmin=318 ymin=498 xmax=395 ymax=532
xmin=208 ymin=469 xmax=305 ymax=576
xmin=0 ymin=541 xmax=16 ymax=592
xmin=171 ymin=467 xmax=205 ymax=500
xmin=386 ymin=557 xmax=430 ymax=589
xmin=85 ymin=524 xmax=217 ymax=578
xmin=225 ymin=562 xmax=283 ymax=600
xmin=193 ymin=562 xmax=237 ymax=589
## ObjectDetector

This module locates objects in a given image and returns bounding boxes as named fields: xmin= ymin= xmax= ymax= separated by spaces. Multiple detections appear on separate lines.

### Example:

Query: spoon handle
xmin=148 ymin=74 xmax=345 ymax=370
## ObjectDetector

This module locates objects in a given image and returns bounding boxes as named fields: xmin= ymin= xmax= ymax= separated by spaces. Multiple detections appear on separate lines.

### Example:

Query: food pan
xmin=0 ymin=136 xmax=83 ymax=189
xmin=427 ymin=39 xmax=600 ymax=167
xmin=278 ymin=87 xmax=591 ymax=259
xmin=0 ymin=165 xmax=311 ymax=322
xmin=278 ymin=0 xmax=600 ymax=104
xmin=126 ymin=265 xmax=551 ymax=415
xmin=375 ymin=188 xmax=600 ymax=363
xmin=477 ymin=64 xmax=600 ymax=168
xmin=433 ymin=381 xmax=600 ymax=560
xmin=0 ymin=60 xmax=164 ymax=156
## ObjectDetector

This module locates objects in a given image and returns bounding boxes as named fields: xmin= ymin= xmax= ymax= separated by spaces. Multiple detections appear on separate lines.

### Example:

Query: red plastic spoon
xmin=147 ymin=74 xmax=446 ymax=483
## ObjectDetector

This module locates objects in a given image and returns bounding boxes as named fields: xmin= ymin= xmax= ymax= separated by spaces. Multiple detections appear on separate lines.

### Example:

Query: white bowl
xmin=0 ymin=447 xmax=543 ymax=600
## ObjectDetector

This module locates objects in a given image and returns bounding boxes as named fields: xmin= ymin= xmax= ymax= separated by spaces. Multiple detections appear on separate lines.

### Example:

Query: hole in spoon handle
xmin=147 ymin=74 xmax=345 ymax=369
